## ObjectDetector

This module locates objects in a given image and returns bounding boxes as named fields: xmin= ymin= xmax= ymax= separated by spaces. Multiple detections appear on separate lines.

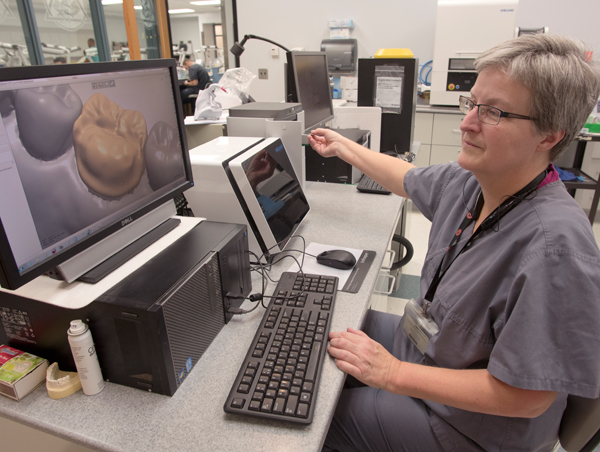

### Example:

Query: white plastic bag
xmin=194 ymin=84 xmax=242 ymax=120
xmin=214 ymin=86 xmax=242 ymax=110
xmin=218 ymin=68 xmax=257 ymax=104
xmin=194 ymin=84 xmax=223 ymax=120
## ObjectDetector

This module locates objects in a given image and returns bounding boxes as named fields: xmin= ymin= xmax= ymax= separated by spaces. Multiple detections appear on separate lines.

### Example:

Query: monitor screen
xmin=0 ymin=59 xmax=193 ymax=290
xmin=225 ymin=137 xmax=310 ymax=260
xmin=289 ymin=51 xmax=334 ymax=133
xmin=240 ymin=139 xmax=309 ymax=247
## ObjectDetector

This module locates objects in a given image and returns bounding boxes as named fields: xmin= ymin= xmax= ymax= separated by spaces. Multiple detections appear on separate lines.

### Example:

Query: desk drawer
xmin=414 ymin=113 xmax=433 ymax=144
xmin=432 ymin=114 xmax=463 ymax=146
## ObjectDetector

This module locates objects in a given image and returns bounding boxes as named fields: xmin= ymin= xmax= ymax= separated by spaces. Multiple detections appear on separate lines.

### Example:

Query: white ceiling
xmin=165 ymin=0 xmax=222 ymax=15
xmin=100 ymin=1 xmax=221 ymax=16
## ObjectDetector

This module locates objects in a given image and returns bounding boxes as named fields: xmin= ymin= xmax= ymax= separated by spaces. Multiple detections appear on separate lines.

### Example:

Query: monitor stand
xmin=47 ymin=201 xmax=177 ymax=284
xmin=77 ymin=217 xmax=180 ymax=283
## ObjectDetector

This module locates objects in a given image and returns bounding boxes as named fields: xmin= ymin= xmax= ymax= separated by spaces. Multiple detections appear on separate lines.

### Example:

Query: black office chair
xmin=556 ymin=395 xmax=600 ymax=452
xmin=390 ymin=234 xmax=414 ymax=270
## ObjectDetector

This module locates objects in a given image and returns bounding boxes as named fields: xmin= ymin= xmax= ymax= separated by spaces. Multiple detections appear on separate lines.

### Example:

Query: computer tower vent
xmin=162 ymin=253 xmax=225 ymax=386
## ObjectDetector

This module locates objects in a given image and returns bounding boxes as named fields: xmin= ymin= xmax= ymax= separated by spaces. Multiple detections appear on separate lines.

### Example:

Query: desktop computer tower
xmin=305 ymin=128 xmax=370 ymax=183
xmin=0 ymin=221 xmax=251 ymax=396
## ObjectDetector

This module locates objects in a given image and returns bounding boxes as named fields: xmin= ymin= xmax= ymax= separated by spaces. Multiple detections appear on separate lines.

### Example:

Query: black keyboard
xmin=357 ymin=173 xmax=391 ymax=194
xmin=224 ymin=272 xmax=338 ymax=424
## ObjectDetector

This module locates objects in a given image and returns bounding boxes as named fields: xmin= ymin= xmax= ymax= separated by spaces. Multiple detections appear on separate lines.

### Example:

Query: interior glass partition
xmin=0 ymin=0 xmax=170 ymax=67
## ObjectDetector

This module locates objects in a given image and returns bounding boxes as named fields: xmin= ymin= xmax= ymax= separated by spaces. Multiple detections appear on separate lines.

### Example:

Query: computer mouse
xmin=316 ymin=249 xmax=357 ymax=270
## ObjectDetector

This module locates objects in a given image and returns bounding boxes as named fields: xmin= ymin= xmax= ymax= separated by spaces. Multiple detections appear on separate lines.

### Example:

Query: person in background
xmin=180 ymin=55 xmax=211 ymax=105
xmin=309 ymin=34 xmax=600 ymax=452
xmin=53 ymin=57 xmax=66 ymax=64
xmin=85 ymin=38 xmax=99 ymax=63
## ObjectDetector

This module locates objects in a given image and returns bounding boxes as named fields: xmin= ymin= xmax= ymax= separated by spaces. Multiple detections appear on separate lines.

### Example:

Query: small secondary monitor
xmin=186 ymin=137 xmax=309 ymax=261
xmin=288 ymin=51 xmax=334 ymax=133
xmin=0 ymin=59 xmax=193 ymax=290
xmin=229 ymin=138 xmax=310 ymax=257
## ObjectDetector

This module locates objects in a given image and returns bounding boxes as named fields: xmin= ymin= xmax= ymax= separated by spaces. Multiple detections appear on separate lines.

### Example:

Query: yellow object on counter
xmin=374 ymin=49 xmax=414 ymax=58
xmin=46 ymin=362 xmax=82 ymax=399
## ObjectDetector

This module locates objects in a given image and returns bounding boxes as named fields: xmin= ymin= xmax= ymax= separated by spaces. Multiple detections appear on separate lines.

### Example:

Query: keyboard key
xmin=261 ymin=398 xmax=274 ymax=412
xmin=231 ymin=398 xmax=245 ymax=409
xmin=305 ymin=342 xmax=321 ymax=383
xmin=249 ymin=400 xmax=261 ymax=411
xmin=302 ymin=382 xmax=313 ymax=393
xmin=273 ymin=397 xmax=286 ymax=415
xmin=285 ymin=395 xmax=299 ymax=416
xmin=297 ymin=403 xmax=309 ymax=418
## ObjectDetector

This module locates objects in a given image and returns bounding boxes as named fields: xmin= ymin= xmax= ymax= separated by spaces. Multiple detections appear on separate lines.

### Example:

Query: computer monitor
xmin=0 ymin=59 xmax=193 ymax=290
xmin=187 ymin=137 xmax=310 ymax=262
xmin=286 ymin=51 xmax=334 ymax=133
xmin=230 ymin=138 xmax=309 ymax=257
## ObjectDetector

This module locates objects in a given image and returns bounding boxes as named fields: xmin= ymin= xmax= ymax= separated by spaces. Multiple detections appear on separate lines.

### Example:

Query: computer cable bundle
xmin=226 ymin=235 xmax=316 ymax=316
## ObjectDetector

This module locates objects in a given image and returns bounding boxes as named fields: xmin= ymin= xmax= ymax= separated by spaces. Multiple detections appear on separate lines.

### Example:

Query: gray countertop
xmin=0 ymin=182 xmax=404 ymax=452
xmin=416 ymin=98 xmax=462 ymax=115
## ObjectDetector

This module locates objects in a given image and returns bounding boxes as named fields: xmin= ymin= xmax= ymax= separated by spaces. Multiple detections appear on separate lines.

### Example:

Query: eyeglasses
xmin=458 ymin=95 xmax=536 ymax=125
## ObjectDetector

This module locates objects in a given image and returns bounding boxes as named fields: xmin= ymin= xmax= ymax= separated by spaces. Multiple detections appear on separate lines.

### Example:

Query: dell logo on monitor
xmin=121 ymin=217 xmax=134 ymax=226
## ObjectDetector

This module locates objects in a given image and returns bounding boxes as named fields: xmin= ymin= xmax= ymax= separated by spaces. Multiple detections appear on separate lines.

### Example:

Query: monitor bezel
xmin=0 ymin=59 xmax=194 ymax=290
xmin=289 ymin=51 xmax=335 ymax=132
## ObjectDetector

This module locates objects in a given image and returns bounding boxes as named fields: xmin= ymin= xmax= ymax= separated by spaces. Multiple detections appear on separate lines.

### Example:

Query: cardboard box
xmin=342 ymin=89 xmax=358 ymax=102
xmin=340 ymin=76 xmax=358 ymax=90
xmin=0 ymin=345 xmax=49 ymax=401
xmin=330 ymin=28 xmax=352 ymax=39
xmin=328 ymin=19 xmax=354 ymax=29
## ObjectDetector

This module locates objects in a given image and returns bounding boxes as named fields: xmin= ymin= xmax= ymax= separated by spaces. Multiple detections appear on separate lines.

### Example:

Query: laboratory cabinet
xmin=414 ymin=110 xmax=463 ymax=166
xmin=413 ymin=112 xmax=432 ymax=167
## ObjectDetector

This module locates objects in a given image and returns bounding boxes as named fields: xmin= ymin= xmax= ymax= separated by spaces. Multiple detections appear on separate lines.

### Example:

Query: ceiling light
xmin=134 ymin=5 xmax=142 ymax=9
xmin=168 ymin=8 xmax=195 ymax=13
xmin=190 ymin=1 xmax=221 ymax=5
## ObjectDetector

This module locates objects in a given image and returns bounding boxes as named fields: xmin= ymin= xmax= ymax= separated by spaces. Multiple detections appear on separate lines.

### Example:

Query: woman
xmin=309 ymin=34 xmax=600 ymax=452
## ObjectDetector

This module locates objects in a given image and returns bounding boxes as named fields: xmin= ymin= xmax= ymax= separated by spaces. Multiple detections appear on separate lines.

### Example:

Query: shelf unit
xmin=563 ymin=136 xmax=600 ymax=224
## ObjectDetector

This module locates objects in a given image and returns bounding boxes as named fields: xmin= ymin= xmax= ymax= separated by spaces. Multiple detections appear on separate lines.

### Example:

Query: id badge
xmin=401 ymin=298 xmax=440 ymax=355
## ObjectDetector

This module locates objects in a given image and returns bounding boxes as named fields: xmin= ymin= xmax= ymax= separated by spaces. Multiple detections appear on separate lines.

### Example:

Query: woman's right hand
xmin=307 ymin=128 xmax=347 ymax=158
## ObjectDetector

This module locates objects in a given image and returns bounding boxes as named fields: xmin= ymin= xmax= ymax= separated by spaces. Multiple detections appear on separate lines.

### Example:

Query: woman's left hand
xmin=328 ymin=328 xmax=400 ymax=391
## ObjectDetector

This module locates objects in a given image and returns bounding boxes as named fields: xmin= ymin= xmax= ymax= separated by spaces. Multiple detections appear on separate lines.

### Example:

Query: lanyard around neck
xmin=423 ymin=169 xmax=547 ymax=306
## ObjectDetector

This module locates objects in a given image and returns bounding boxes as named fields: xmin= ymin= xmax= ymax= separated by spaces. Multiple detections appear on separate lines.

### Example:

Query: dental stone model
xmin=73 ymin=93 xmax=147 ymax=198
xmin=14 ymin=85 xmax=83 ymax=161
xmin=145 ymin=121 xmax=185 ymax=190
xmin=46 ymin=362 xmax=82 ymax=399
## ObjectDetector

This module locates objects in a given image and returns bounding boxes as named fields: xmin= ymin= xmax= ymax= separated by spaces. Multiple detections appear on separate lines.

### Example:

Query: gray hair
xmin=474 ymin=34 xmax=600 ymax=161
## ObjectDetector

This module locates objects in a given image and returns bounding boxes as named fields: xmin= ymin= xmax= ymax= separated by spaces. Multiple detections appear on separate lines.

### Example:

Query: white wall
xmin=236 ymin=0 xmax=600 ymax=102
xmin=170 ymin=11 xmax=222 ymax=57
xmin=105 ymin=16 xmax=129 ymax=48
